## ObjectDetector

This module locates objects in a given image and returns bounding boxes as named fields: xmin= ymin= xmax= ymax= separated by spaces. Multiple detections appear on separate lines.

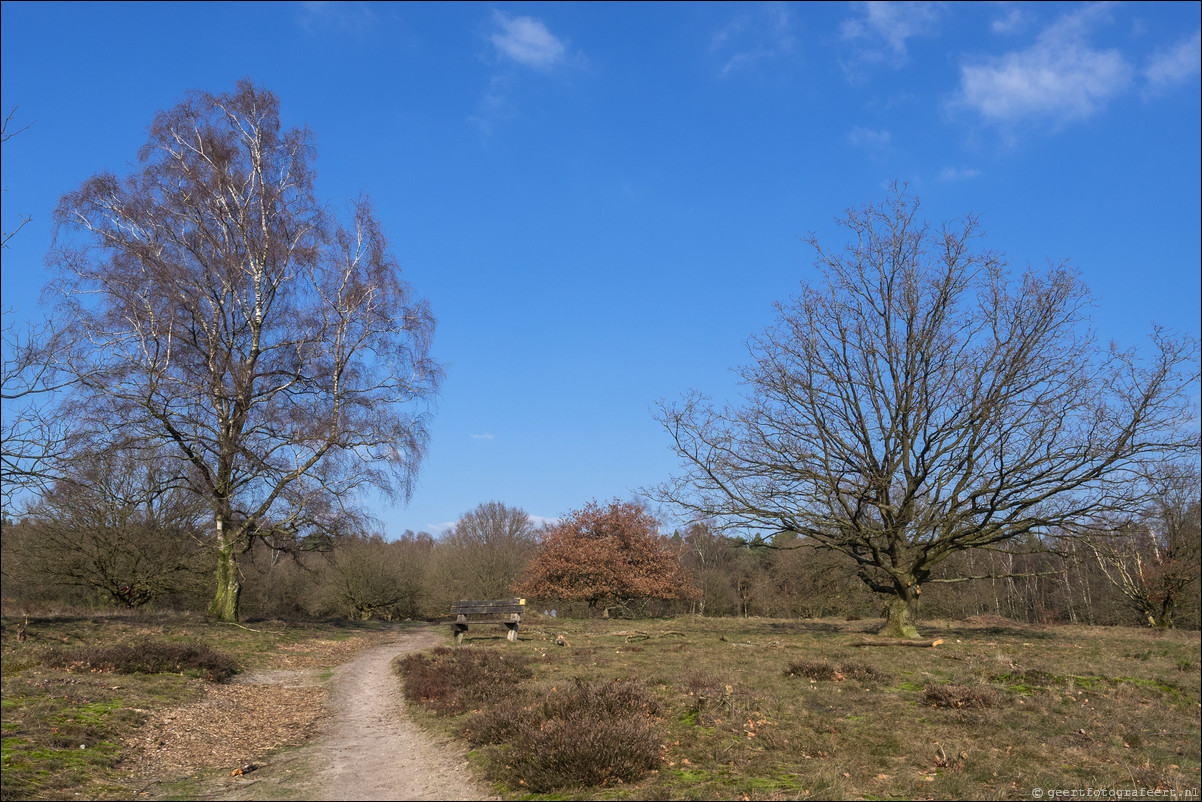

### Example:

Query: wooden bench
xmin=448 ymin=598 xmax=526 ymax=644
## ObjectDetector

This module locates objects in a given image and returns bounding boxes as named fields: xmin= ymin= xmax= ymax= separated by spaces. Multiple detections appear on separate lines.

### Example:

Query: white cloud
xmin=1143 ymin=30 xmax=1202 ymax=95
xmin=938 ymin=166 xmax=982 ymax=181
xmin=298 ymin=1 xmax=377 ymax=35
xmin=470 ymin=432 xmax=495 ymax=440
xmin=473 ymin=11 xmax=584 ymax=132
xmin=469 ymin=74 xmax=516 ymax=134
xmin=840 ymin=1 xmax=944 ymax=73
xmin=846 ymin=125 xmax=891 ymax=148
xmin=711 ymin=2 xmax=796 ymax=76
xmin=490 ymin=11 xmax=568 ymax=69
xmin=989 ymin=3 xmax=1028 ymax=35
xmin=954 ymin=3 xmax=1133 ymax=128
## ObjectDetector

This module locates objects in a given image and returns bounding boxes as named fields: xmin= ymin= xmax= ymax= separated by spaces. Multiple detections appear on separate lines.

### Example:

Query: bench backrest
xmin=450 ymin=598 xmax=526 ymax=617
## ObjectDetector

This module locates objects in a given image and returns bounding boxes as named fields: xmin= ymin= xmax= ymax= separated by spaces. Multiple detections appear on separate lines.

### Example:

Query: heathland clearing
xmin=2 ymin=613 xmax=1199 ymax=800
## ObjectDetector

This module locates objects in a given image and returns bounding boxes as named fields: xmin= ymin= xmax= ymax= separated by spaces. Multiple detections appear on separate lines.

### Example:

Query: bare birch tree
xmin=655 ymin=186 xmax=1200 ymax=637
xmin=1087 ymin=463 xmax=1201 ymax=628
xmin=2 ymin=108 xmax=78 ymax=505
xmin=1 ymin=317 xmax=77 ymax=504
xmin=50 ymin=81 xmax=442 ymax=621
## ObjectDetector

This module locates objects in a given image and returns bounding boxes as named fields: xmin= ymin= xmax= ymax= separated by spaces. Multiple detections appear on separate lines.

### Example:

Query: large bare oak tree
xmin=655 ymin=187 xmax=1199 ymax=637
xmin=50 ymin=82 xmax=441 ymax=621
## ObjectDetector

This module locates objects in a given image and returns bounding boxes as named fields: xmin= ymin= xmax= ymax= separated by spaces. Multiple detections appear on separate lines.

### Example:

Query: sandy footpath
xmin=213 ymin=628 xmax=496 ymax=801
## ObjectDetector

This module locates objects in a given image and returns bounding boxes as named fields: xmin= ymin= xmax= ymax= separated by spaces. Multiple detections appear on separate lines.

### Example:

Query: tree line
xmin=3 ymin=494 xmax=1197 ymax=629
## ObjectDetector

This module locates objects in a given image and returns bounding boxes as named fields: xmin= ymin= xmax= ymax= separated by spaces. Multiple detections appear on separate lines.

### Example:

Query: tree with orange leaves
xmin=517 ymin=499 xmax=696 ymax=616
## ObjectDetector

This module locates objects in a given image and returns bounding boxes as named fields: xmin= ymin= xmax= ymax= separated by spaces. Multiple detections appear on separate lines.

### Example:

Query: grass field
xmin=2 ymin=611 xmax=1199 ymax=801
xmin=402 ymin=615 xmax=1201 ymax=801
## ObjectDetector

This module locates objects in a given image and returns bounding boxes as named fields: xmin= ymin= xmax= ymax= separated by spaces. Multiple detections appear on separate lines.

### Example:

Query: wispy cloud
xmin=489 ymin=10 xmax=572 ymax=69
xmin=953 ymin=3 xmax=1132 ymax=129
xmin=839 ymin=1 xmax=944 ymax=77
xmin=846 ymin=125 xmax=891 ymax=149
xmin=938 ymin=166 xmax=982 ymax=181
xmin=989 ymin=3 xmax=1028 ymax=35
xmin=472 ymin=11 xmax=583 ymax=132
xmin=710 ymin=2 xmax=796 ymax=77
xmin=470 ymin=74 xmax=516 ymax=134
xmin=1143 ymin=30 xmax=1202 ymax=95
xmin=470 ymin=432 xmax=495 ymax=440
xmin=298 ymin=1 xmax=377 ymax=36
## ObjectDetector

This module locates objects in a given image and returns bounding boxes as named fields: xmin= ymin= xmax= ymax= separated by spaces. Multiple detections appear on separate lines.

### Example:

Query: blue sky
xmin=3 ymin=1 xmax=1199 ymax=536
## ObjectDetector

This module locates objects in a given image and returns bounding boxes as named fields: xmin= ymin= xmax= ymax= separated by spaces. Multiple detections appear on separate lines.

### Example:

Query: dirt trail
xmin=216 ymin=628 xmax=495 ymax=801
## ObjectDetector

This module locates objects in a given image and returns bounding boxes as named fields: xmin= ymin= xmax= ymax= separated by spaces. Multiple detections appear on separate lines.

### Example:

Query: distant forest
xmin=3 ymin=498 xmax=1198 ymax=630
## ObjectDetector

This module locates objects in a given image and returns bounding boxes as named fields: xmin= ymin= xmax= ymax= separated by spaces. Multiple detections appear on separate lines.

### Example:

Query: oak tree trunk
xmin=877 ymin=585 xmax=921 ymax=640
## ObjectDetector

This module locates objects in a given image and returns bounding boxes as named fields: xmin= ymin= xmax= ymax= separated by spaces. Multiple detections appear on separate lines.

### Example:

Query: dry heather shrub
xmin=686 ymin=670 xmax=725 ymax=697
xmin=43 ymin=639 xmax=238 ymax=682
xmin=398 ymin=646 xmax=533 ymax=715
xmin=476 ymin=678 xmax=663 ymax=792
xmin=541 ymin=676 xmax=662 ymax=719
xmin=506 ymin=714 xmax=661 ymax=791
xmin=784 ymin=658 xmax=891 ymax=684
xmin=462 ymin=695 xmax=539 ymax=746
xmin=923 ymin=683 xmax=1002 ymax=709
xmin=684 ymin=671 xmax=758 ymax=726
xmin=839 ymin=660 xmax=891 ymax=684
xmin=785 ymin=659 xmax=840 ymax=681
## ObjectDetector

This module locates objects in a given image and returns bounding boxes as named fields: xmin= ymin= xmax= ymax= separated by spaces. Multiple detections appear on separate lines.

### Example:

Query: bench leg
xmin=453 ymin=623 xmax=467 ymax=645
xmin=506 ymin=623 xmax=519 ymax=642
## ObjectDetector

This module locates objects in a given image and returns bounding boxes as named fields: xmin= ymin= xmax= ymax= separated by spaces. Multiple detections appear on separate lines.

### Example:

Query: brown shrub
xmin=462 ymin=695 xmax=539 ymax=746
xmin=923 ymin=684 xmax=1002 ymax=709
xmin=504 ymin=713 xmax=661 ymax=791
xmin=784 ymin=658 xmax=891 ymax=684
xmin=683 ymin=671 xmax=758 ymax=727
xmin=43 ymin=639 xmax=238 ymax=682
xmin=785 ymin=659 xmax=839 ymax=681
xmin=839 ymin=660 xmax=891 ymax=684
xmin=397 ymin=646 xmax=533 ymax=715
xmin=483 ymin=678 xmax=663 ymax=791
xmin=685 ymin=670 xmax=725 ymax=697
xmin=540 ymin=676 xmax=662 ymax=720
